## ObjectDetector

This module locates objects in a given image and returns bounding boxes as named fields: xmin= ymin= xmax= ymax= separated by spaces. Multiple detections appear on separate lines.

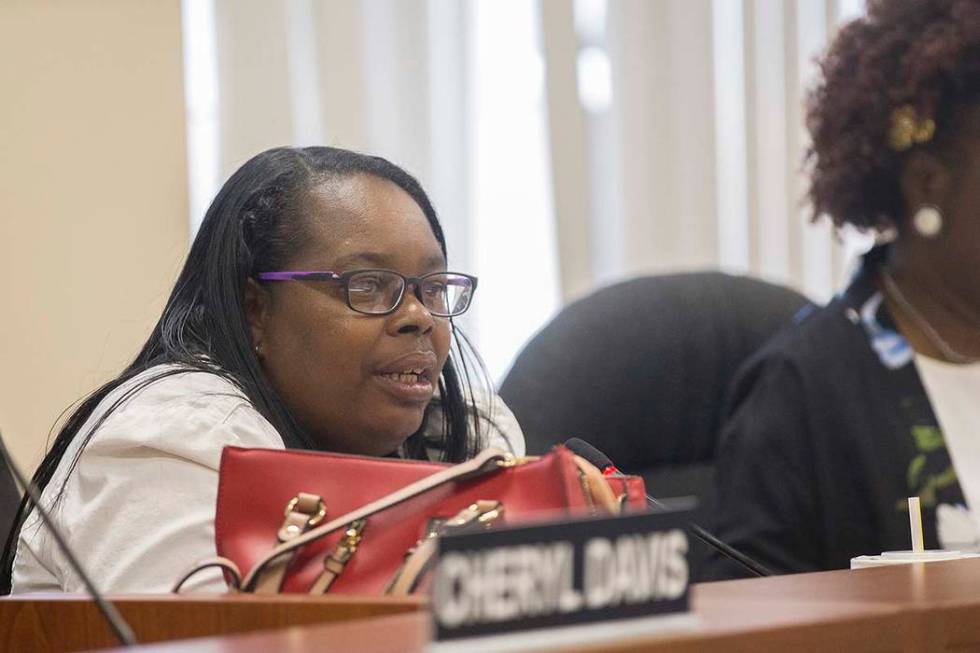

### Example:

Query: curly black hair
xmin=806 ymin=0 xmax=980 ymax=231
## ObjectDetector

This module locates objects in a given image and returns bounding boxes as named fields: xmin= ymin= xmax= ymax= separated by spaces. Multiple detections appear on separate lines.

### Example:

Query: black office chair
xmin=499 ymin=272 xmax=811 ymax=579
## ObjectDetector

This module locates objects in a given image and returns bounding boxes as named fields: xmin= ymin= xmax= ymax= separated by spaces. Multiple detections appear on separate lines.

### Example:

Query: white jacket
xmin=12 ymin=365 xmax=524 ymax=593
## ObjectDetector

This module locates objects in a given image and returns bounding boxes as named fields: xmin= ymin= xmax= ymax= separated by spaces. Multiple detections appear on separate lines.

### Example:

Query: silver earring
xmin=912 ymin=205 xmax=943 ymax=238
xmin=254 ymin=344 xmax=262 ymax=358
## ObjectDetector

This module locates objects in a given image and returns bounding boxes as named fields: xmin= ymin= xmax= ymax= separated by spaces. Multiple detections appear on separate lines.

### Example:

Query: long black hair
xmin=0 ymin=146 xmax=489 ymax=592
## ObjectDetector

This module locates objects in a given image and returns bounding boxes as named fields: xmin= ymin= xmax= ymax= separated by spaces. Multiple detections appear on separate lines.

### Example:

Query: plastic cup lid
xmin=880 ymin=550 xmax=963 ymax=561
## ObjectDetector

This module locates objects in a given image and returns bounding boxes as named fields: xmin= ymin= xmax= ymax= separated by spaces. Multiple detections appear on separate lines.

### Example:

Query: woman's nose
xmin=390 ymin=284 xmax=435 ymax=335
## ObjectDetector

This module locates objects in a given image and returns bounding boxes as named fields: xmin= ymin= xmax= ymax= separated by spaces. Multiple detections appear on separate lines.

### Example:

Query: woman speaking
xmin=2 ymin=147 xmax=523 ymax=593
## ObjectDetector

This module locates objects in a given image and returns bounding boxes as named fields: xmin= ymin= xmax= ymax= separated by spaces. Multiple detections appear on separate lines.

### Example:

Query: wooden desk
xmin=706 ymin=559 xmax=980 ymax=651
xmin=92 ymin=598 xmax=908 ymax=653
xmin=0 ymin=593 xmax=425 ymax=652
xmin=91 ymin=560 xmax=980 ymax=653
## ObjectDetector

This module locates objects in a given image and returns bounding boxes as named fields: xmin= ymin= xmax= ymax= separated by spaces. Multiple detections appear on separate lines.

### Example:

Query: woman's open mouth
xmin=374 ymin=354 xmax=437 ymax=403
xmin=377 ymin=368 xmax=432 ymax=385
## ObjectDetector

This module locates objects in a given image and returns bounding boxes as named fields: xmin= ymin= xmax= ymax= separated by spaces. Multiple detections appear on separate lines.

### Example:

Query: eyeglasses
xmin=256 ymin=269 xmax=478 ymax=317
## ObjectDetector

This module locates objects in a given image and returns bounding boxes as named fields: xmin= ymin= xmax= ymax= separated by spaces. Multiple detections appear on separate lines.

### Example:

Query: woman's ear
xmin=244 ymin=278 xmax=270 ymax=355
xmin=899 ymin=149 xmax=951 ymax=217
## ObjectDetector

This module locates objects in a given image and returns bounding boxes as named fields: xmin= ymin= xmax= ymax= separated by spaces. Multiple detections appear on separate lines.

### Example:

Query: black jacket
xmin=707 ymin=247 xmax=965 ymax=579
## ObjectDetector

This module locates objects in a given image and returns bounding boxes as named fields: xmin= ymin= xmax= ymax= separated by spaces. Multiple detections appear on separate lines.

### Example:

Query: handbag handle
xmin=240 ymin=447 xmax=511 ymax=592
xmin=172 ymin=556 xmax=243 ymax=593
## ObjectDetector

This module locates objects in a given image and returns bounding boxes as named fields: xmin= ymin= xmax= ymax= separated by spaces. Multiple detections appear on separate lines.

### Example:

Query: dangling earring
xmin=912 ymin=204 xmax=943 ymax=238
xmin=254 ymin=343 xmax=263 ymax=359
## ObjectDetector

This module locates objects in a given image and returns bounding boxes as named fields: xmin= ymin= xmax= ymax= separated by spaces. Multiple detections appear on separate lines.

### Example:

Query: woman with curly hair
xmin=708 ymin=0 xmax=980 ymax=578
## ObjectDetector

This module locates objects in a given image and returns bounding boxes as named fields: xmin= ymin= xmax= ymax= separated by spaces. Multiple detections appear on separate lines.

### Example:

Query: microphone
xmin=564 ymin=438 xmax=771 ymax=578
xmin=0 ymin=429 xmax=137 ymax=646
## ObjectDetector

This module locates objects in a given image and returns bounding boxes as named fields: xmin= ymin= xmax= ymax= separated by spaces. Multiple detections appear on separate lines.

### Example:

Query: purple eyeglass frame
xmin=255 ymin=269 xmax=478 ymax=317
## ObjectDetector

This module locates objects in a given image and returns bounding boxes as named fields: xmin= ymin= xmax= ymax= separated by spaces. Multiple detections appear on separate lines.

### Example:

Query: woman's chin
xmin=330 ymin=415 xmax=427 ymax=457
xmin=378 ymin=416 xmax=428 ymax=453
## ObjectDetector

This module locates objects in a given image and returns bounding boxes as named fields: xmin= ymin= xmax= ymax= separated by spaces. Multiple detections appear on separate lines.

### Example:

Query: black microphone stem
xmin=563 ymin=438 xmax=771 ymax=578
xmin=645 ymin=491 xmax=770 ymax=578
xmin=689 ymin=524 xmax=770 ymax=577
xmin=0 ymin=430 xmax=137 ymax=647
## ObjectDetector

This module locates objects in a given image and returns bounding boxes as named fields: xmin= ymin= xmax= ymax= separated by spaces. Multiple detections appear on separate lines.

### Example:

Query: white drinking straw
xmin=908 ymin=496 xmax=924 ymax=552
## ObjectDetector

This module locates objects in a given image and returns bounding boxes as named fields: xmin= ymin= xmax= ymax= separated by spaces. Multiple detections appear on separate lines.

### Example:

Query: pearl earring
xmin=912 ymin=205 xmax=943 ymax=238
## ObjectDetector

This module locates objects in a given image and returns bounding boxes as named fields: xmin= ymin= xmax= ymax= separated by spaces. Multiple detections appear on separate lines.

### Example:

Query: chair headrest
xmin=499 ymin=272 xmax=811 ymax=469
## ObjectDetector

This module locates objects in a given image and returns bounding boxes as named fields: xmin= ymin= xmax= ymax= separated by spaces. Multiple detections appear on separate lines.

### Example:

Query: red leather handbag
xmin=179 ymin=445 xmax=647 ymax=595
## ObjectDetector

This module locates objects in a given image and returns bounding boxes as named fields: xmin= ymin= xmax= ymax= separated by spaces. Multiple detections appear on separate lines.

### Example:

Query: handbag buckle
xmin=283 ymin=494 xmax=327 ymax=527
xmin=496 ymin=453 xmax=538 ymax=468
xmin=341 ymin=519 xmax=367 ymax=553
xmin=444 ymin=500 xmax=505 ymax=533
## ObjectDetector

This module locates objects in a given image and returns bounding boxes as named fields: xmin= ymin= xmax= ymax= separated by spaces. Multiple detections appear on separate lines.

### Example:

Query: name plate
xmin=431 ymin=507 xmax=692 ymax=641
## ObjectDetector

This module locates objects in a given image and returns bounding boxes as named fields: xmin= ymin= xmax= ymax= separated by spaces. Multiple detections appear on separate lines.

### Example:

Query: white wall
xmin=0 ymin=0 xmax=189 ymax=470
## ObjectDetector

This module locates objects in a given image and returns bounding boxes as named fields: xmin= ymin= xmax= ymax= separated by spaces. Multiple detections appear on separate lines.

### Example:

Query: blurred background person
xmin=709 ymin=0 xmax=980 ymax=579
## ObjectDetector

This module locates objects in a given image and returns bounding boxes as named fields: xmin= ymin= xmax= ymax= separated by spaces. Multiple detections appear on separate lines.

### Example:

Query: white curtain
xmin=182 ymin=0 xmax=871 ymax=382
